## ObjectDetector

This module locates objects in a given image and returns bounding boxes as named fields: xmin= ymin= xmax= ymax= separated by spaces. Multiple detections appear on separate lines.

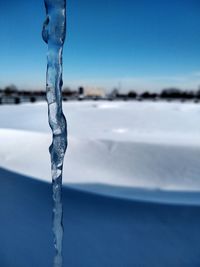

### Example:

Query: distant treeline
xmin=112 ymin=88 xmax=200 ymax=102
xmin=105 ymin=87 xmax=200 ymax=103
xmin=0 ymin=85 xmax=200 ymax=104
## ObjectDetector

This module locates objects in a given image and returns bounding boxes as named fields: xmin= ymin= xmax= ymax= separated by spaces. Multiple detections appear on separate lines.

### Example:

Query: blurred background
xmin=1 ymin=0 xmax=200 ymax=97
xmin=1 ymin=0 xmax=200 ymax=195
xmin=0 ymin=0 xmax=200 ymax=196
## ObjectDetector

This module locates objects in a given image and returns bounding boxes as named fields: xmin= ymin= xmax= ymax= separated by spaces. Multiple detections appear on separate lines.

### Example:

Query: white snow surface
xmin=1 ymin=101 xmax=200 ymax=201
xmin=2 ymin=101 xmax=200 ymax=266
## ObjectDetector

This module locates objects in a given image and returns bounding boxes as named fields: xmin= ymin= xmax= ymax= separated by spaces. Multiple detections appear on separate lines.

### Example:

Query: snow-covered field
xmin=1 ymin=101 xmax=200 ymax=201
xmin=1 ymin=101 xmax=200 ymax=266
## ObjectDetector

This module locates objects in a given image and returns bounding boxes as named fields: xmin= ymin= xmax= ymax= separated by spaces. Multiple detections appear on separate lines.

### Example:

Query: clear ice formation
xmin=42 ymin=0 xmax=67 ymax=266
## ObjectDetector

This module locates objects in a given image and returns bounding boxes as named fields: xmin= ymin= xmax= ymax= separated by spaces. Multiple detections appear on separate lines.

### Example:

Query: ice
xmin=42 ymin=0 xmax=67 ymax=266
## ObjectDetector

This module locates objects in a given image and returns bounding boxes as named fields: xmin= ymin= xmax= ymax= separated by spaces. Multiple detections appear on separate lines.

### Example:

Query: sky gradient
xmin=1 ymin=0 xmax=200 ymax=92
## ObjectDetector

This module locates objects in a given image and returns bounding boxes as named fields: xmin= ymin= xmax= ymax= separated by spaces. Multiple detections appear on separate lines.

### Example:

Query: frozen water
xmin=42 ymin=0 xmax=67 ymax=266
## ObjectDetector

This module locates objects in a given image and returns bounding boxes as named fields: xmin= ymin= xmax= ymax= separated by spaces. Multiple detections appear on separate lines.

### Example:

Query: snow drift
xmin=1 ymin=101 xmax=200 ymax=266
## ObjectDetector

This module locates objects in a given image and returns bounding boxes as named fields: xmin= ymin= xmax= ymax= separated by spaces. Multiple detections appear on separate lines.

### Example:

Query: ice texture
xmin=42 ymin=0 xmax=67 ymax=266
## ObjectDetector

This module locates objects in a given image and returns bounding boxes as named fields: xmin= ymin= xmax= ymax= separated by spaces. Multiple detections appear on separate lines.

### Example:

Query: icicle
xmin=42 ymin=1 xmax=67 ymax=266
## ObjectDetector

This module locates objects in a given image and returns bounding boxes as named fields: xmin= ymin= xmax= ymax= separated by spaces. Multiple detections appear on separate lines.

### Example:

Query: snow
xmin=1 ymin=168 xmax=200 ymax=267
xmin=1 ymin=101 xmax=200 ymax=200
xmin=1 ymin=101 xmax=200 ymax=266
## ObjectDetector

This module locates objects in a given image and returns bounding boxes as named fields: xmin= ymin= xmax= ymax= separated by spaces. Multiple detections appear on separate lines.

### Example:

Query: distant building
xmin=84 ymin=87 xmax=105 ymax=97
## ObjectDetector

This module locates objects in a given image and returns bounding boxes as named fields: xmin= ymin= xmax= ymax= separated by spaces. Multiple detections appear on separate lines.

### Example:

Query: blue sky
xmin=1 ymin=0 xmax=200 ymax=92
